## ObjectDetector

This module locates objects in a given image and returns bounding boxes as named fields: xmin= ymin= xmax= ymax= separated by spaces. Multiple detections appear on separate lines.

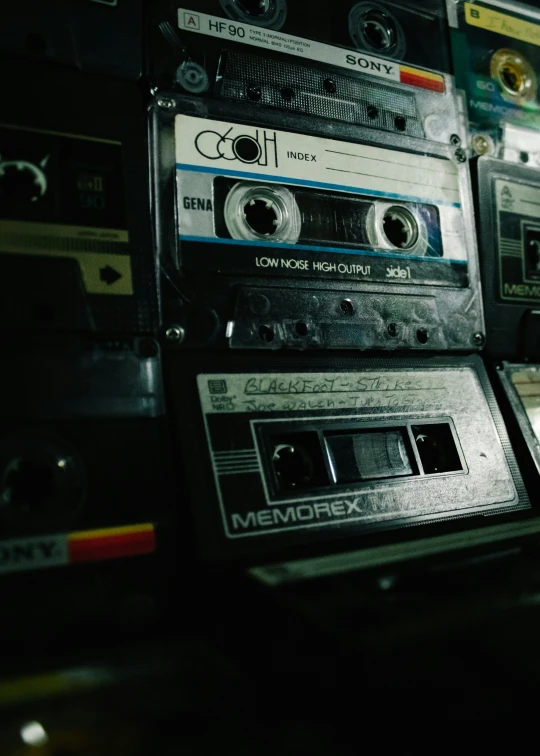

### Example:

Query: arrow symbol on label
xmin=99 ymin=265 xmax=122 ymax=285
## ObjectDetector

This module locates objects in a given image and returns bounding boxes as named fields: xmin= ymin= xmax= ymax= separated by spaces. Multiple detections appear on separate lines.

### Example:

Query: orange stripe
xmin=68 ymin=523 xmax=154 ymax=541
xmin=399 ymin=66 xmax=445 ymax=93
xmin=68 ymin=524 xmax=156 ymax=564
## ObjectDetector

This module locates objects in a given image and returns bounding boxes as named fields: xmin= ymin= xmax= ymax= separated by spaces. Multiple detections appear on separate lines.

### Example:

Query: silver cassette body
xmin=152 ymin=96 xmax=485 ymax=351
xmin=172 ymin=354 xmax=533 ymax=573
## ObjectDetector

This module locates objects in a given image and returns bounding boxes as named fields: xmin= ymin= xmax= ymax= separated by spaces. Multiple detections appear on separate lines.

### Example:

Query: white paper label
xmin=175 ymin=114 xmax=461 ymax=206
xmin=0 ymin=534 xmax=68 ymax=574
xmin=177 ymin=8 xmax=401 ymax=83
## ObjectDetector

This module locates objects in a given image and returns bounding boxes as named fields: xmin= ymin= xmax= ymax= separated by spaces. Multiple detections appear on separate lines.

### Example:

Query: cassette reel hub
xmin=490 ymin=49 xmax=537 ymax=105
xmin=349 ymin=2 xmax=406 ymax=60
xmin=383 ymin=206 xmax=418 ymax=250
xmin=0 ymin=432 xmax=86 ymax=527
xmin=219 ymin=0 xmax=287 ymax=29
xmin=224 ymin=182 xmax=302 ymax=243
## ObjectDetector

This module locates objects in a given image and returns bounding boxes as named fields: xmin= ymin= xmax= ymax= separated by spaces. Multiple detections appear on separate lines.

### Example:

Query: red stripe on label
xmin=68 ymin=529 xmax=156 ymax=564
xmin=399 ymin=71 xmax=445 ymax=93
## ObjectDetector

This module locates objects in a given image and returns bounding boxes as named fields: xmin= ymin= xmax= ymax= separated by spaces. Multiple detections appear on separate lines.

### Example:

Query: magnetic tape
xmin=0 ymin=335 xmax=171 ymax=577
xmin=149 ymin=1 xmax=456 ymax=142
xmin=167 ymin=352 xmax=536 ymax=578
xmin=0 ymin=60 xmax=159 ymax=336
xmin=448 ymin=0 xmax=540 ymax=163
xmin=152 ymin=97 xmax=484 ymax=351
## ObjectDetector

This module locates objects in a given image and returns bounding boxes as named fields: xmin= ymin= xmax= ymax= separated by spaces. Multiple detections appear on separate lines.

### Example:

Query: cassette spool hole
xmin=362 ymin=9 xmax=397 ymax=52
xmin=394 ymin=116 xmax=406 ymax=132
xmin=238 ymin=0 xmax=275 ymax=18
xmin=244 ymin=199 xmax=278 ymax=236
xmin=269 ymin=432 xmax=329 ymax=491
xmin=295 ymin=321 xmax=308 ymax=336
xmin=2 ymin=457 xmax=57 ymax=511
xmin=416 ymin=328 xmax=428 ymax=344
xmin=367 ymin=105 xmax=379 ymax=119
xmin=382 ymin=206 xmax=418 ymax=249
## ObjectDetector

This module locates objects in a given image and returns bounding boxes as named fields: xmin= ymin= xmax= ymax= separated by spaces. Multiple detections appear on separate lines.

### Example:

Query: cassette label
xmin=176 ymin=114 xmax=468 ymax=288
xmin=0 ymin=125 xmax=133 ymax=296
xmin=495 ymin=176 xmax=540 ymax=303
xmin=196 ymin=367 xmax=522 ymax=540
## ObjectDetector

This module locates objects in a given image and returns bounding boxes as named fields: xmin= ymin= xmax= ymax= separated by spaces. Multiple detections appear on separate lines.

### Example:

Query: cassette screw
xmin=472 ymin=332 xmax=485 ymax=347
xmin=455 ymin=148 xmax=467 ymax=163
xmin=165 ymin=325 xmax=185 ymax=343
xmin=471 ymin=134 xmax=491 ymax=156
xmin=247 ymin=85 xmax=262 ymax=101
xmin=323 ymin=78 xmax=336 ymax=94
xmin=450 ymin=134 xmax=461 ymax=147
xmin=157 ymin=97 xmax=174 ymax=109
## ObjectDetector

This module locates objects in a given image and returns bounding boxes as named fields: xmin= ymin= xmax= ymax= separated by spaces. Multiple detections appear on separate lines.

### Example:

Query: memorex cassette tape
xmin=149 ymin=1 xmax=458 ymax=144
xmin=167 ymin=352 xmax=538 ymax=579
xmin=0 ymin=334 xmax=170 ymax=577
xmin=152 ymin=97 xmax=484 ymax=351
xmin=0 ymin=60 xmax=158 ymax=336
xmin=476 ymin=156 xmax=540 ymax=359
xmin=447 ymin=0 xmax=540 ymax=163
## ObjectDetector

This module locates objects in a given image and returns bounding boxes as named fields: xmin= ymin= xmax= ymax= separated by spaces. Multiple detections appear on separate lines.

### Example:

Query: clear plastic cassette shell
xmin=169 ymin=352 xmax=534 ymax=572
xmin=151 ymin=95 xmax=485 ymax=352
xmin=150 ymin=1 xmax=457 ymax=144
xmin=447 ymin=0 xmax=540 ymax=163
xmin=497 ymin=361 xmax=540 ymax=480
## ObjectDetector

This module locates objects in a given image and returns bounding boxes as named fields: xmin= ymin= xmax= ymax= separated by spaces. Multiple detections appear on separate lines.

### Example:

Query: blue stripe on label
xmin=180 ymin=235 xmax=468 ymax=265
xmin=176 ymin=163 xmax=462 ymax=209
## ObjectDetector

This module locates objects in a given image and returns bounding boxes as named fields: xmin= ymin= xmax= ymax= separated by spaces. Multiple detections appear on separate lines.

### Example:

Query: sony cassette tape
xmin=166 ymin=352 xmax=536 ymax=578
xmin=0 ymin=0 xmax=142 ymax=81
xmin=152 ymin=96 xmax=484 ymax=351
xmin=149 ymin=1 xmax=458 ymax=144
xmin=448 ymin=0 xmax=540 ymax=163
xmin=0 ymin=334 xmax=171 ymax=578
xmin=0 ymin=60 xmax=158 ymax=336
xmin=476 ymin=156 xmax=540 ymax=359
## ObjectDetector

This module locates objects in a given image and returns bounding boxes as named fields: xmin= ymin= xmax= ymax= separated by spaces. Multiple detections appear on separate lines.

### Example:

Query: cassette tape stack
xmin=150 ymin=0 xmax=540 ymax=587
xmin=0 ymin=15 xmax=172 ymax=651
xmin=448 ymin=0 xmax=540 ymax=519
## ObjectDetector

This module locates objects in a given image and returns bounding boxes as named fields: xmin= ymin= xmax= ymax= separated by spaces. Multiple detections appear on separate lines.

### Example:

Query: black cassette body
xmin=0 ymin=0 xmax=142 ymax=80
xmin=0 ymin=335 xmax=171 ymax=577
xmin=476 ymin=156 xmax=540 ymax=359
xmin=150 ymin=1 xmax=458 ymax=145
xmin=448 ymin=0 xmax=540 ymax=160
xmin=166 ymin=352 xmax=535 ymax=576
xmin=153 ymin=96 xmax=483 ymax=351
xmin=0 ymin=60 xmax=158 ymax=336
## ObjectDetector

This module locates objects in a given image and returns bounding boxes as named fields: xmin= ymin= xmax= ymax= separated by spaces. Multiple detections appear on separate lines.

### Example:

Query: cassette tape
xmin=0 ymin=60 xmax=158 ymax=336
xmin=167 ymin=352 xmax=538 ymax=578
xmin=153 ymin=97 xmax=484 ymax=351
xmin=476 ymin=156 xmax=540 ymax=359
xmin=0 ymin=0 xmax=142 ymax=80
xmin=149 ymin=1 xmax=458 ymax=144
xmin=448 ymin=0 xmax=540 ymax=162
xmin=0 ymin=334 xmax=171 ymax=577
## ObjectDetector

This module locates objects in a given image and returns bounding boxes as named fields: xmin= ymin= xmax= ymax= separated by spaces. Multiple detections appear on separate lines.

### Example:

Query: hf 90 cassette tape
xmin=149 ymin=0 xmax=458 ymax=145
xmin=152 ymin=96 xmax=484 ymax=351
xmin=448 ymin=0 xmax=540 ymax=163
xmin=167 ymin=352 xmax=538 ymax=577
